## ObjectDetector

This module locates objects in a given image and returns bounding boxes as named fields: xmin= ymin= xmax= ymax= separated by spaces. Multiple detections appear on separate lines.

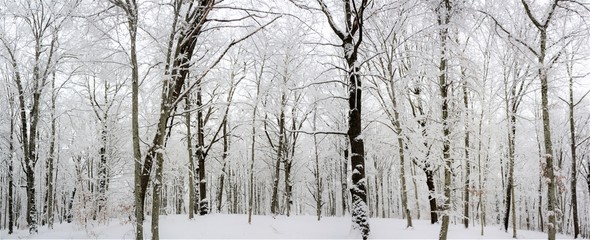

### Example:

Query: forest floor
xmin=1 ymin=214 xmax=573 ymax=239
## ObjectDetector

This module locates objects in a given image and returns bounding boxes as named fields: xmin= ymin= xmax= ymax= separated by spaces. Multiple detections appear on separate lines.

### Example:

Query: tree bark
xmin=315 ymin=0 xmax=370 ymax=237
xmin=248 ymin=61 xmax=262 ymax=224
xmin=45 ymin=72 xmax=57 ymax=228
xmin=196 ymin=86 xmax=208 ymax=215
xmin=107 ymin=0 xmax=142 ymax=237
xmin=517 ymin=1 xmax=559 ymax=238
xmin=567 ymin=66 xmax=580 ymax=239
xmin=7 ymin=94 xmax=15 ymax=234
xmin=271 ymin=93 xmax=287 ymax=215
xmin=341 ymin=142 xmax=349 ymax=216
xmin=185 ymin=95 xmax=196 ymax=219
xmin=437 ymin=1 xmax=452 ymax=239
xmin=151 ymin=151 xmax=164 ymax=240
xmin=217 ymin=119 xmax=229 ymax=212
xmin=462 ymin=74 xmax=470 ymax=229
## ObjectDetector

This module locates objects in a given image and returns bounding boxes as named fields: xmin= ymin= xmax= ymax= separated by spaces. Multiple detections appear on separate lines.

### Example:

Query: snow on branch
xmin=285 ymin=129 xmax=347 ymax=136
xmin=172 ymin=16 xmax=281 ymax=108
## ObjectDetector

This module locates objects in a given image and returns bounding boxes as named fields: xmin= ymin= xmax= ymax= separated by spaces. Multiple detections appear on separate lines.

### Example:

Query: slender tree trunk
xmin=517 ymin=2 xmax=559 ymax=238
xmin=248 ymin=71 xmax=261 ymax=224
xmin=397 ymin=126 xmax=411 ymax=228
xmin=387 ymin=71 xmax=412 ymax=227
xmin=568 ymin=73 xmax=580 ymax=238
xmin=437 ymin=1 xmax=452 ymax=239
xmin=312 ymin=109 xmax=323 ymax=221
xmin=504 ymin=107 xmax=517 ymax=233
xmin=341 ymin=143 xmax=349 ymax=216
xmin=46 ymin=73 xmax=57 ymax=228
xmin=271 ymin=93 xmax=286 ymax=215
xmin=130 ymin=25 xmax=143 ymax=240
xmin=7 ymin=95 xmax=15 ymax=234
xmin=97 ymin=125 xmax=108 ymax=220
xmin=411 ymin=161 xmax=420 ymax=220
xmin=185 ymin=96 xmax=195 ymax=219
xmin=511 ymin=182 xmax=517 ymax=238
xmin=196 ymin=86 xmax=208 ymax=215
xmin=409 ymin=95 xmax=438 ymax=224
xmin=462 ymin=76 xmax=470 ymax=229
xmin=217 ymin=120 xmax=228 ymax=212
xmin=151 ymin=151 xmax=164 ymax=240
xmin=113 ymin=1 xmax=143 ymax=238
xmin=284 ymin=153 xmax=293 ymax=216
xmin=477 ymin=110 xmax=486 ymax=236
xmin=539 ymin=32 xmax=557 ymax=240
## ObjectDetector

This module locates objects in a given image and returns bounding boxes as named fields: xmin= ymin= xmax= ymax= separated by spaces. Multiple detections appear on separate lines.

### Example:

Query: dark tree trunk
xmin=217 ymin=120 xmax=229 ymax=212
xmin=341 ymin=145 xmax=349 ymax=215
xmin=7 ymin=95 xmax=15 ymax=234
xmin=196 ymin=87 xmax=208 ymax=215
xmin=314 ymin=0 xmax=370 ymax=236
xmin=271 ymin=93 xmax=287 ymax=215
xmin=567 ymin=72 xmax=580 ymax=239
xmin=26 ymin=164 xmax=38 ymax=232
xmin=97 ymin=132 xmax=108 ymax=219
xmin=176 ymin=177 xmax=184 ymax=214
xmin=425 ymin=169 xmax=439 ymax=224
xmin=347 ymin=43 xmax=370 ymax=239
xmin=185 ymin=95 xmax=196 ymax=219
xmin=67 ymin=188 xmax=76 ymax=223
xmin=43 ymin=94 xmax=58 ymax=227
xmin=437 ymin=2 xmax=452 ymax=239
xmin=284 ymin=158 xmax=293 ymax=216
xmin=462 ymin=76 xmax=470 ymax=229
xmin=151 ymin=152 xmax=164 ymax=240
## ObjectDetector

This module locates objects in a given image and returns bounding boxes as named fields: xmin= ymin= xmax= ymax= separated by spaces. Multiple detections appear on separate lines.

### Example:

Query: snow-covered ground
xmin=0 ymin=214 xmax=573 ymax=239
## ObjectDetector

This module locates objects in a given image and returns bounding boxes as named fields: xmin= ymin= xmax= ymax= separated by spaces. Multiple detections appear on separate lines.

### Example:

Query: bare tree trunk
xmin=271 ymin=93 xmax=287 ymax=215
xmin=284 ymin=151 xmax=293 ymax=216
xmin=248 ymin=62 xmax=262 ymax=224
xmin=341 ymin=142 xmax=349 ymax=216
xmin=477 ymin=110 xmax=486 ymax=236
xmin=46 ymin=73 xmax=57 ymax=228
xmin=517 ymin=2 xmax=560 ymax=238
xmin=395 ymin=136 xmax=412 ymax=228
xmin=7 ymin=94 xmax=15 ymax=234
xmin=217 ymin=120 xmax=229 ymax=212
xmin=196 ymin=86 xmax=208 ymax=215
xmin=97 ymin=119 xmax=108 ymax=221
xmin=185 ymin=95 xmax=195 ymax=219
xmin=151 ymin=151 xmax=164 ymax=240
xmin=107 ymin=1 xmax=142 ymax=237
xmin=314 ymin=0 xmax=370 ymax=237
xmin=437 ymin=1 xmax=452 ymax=239
xmin=408 ymin=94 xmax=438 ymax=224
xmin=462 ymin=75 xmax=470 ymax=229
xmin=567 ymin=62 xmax=580 ymax=239
xmin=312 ymin=109 xmax=323 ymax=221
xmin=411 ymin=161 xmax=420 ymax=220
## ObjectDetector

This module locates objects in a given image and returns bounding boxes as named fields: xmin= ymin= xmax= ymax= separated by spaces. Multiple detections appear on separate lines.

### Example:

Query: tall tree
xmin=313 ymin=0 xmax=371 ymax=238
xmin=107 ymin=0 xmax=142 ymax=237
xmin=43 ymin=71 xmax=58 ymax=228
xmin=518 ymin=1 xmax=561 ymax=238
xmin=6 ymin=88 xmax=15 ymax=234
xmin=436 ymin=0 xmax=453 ymax=239
xmin=563 ymin=48 xmax=587 ymax=239
xmin=500 ymin=49 xmax=530 ymax=237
